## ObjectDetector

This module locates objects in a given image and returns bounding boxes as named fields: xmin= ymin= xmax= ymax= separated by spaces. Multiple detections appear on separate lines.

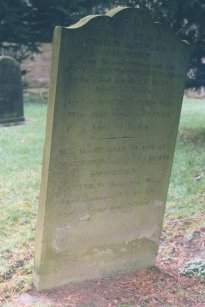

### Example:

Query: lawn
xmin=0 ymin=103 xmax=47 ymax=302
xmin=0 ymin=97 xmax=205 ymax=305
xmin=167 ymin=97 xmax=205 ymax=220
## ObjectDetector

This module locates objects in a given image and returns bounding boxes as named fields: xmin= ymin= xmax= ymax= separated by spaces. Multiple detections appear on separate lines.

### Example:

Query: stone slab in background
xmin=0 ymin=56 xmax=24 ymax=125
xmin=34 ymin=7 xmax=191 ymax=290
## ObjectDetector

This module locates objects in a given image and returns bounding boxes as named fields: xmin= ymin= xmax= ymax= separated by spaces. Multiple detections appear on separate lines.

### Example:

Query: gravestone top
xmin=34 ymin=7 xmax=191 ymax=290
xmin=0 ymin=55 xmax=20 ymax=67
xmin=0 ymin=56 xmax=24 ymax=125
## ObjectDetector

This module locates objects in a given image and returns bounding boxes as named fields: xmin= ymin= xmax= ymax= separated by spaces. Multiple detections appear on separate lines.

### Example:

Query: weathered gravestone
xmin=0 ymin=56 xmax=24 ymax=125
xmin=34 ymin=7 xmax=190 ymax=290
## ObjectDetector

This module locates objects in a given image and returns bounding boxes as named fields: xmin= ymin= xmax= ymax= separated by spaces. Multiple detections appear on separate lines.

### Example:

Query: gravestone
xmin=0 ymin=56 xmax=24 ymax=125
xmin=34 ymin=7 xmax=191 ymax=290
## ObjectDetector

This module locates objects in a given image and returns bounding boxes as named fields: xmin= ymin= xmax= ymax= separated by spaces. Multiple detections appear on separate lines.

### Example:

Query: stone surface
xmin=34 ymin=7 xmax=191 ymax=290
xmin=19 ymin=294 xmax=34 ymax=305
xmin=0 ymin=56 xmax=24 ymax=125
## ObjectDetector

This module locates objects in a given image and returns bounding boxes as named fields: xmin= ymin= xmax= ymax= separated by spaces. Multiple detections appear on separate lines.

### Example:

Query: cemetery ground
xmin=0 ymin=96 xmax=205 ymax=306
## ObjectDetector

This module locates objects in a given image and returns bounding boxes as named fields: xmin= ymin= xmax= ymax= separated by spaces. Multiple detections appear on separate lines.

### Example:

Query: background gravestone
xmin=34 ymin=7 xmax=190 ymax=290
xmin=0 ymin=56 xmax=24 ymax=125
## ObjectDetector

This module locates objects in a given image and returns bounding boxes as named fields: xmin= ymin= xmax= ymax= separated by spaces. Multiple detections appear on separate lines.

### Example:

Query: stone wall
xmin=22 ymin=44 xmax=51 ymax=88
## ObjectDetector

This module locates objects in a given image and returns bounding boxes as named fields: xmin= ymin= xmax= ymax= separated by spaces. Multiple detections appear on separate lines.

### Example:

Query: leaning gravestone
xmin=34 ymin=7 xmax=190 ymax=290
xmin=0 ymin=56 xmax=24 ymax=125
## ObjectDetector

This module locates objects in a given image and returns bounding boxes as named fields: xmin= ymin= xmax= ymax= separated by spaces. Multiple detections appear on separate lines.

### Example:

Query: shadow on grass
xmin=178 ymin=127 xmax=205 ymax=146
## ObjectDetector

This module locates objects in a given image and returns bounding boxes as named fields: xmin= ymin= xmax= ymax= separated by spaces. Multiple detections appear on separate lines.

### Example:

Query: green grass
xmin=166 ymin=98 xmax=205 ymax=221
xmin=0 ymin=103 xmax=47 ymax=297
xmin=0 ymin=97 xmax=205 ymax=301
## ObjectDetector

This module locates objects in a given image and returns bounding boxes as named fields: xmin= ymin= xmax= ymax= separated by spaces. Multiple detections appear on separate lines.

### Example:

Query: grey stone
xmin=34 ymin=7 xmax=191 ymax=290
xmin=19 ymin=293 xmax=34 ymax=305
xmin=0 ymin=56 xmax=24 ymax=125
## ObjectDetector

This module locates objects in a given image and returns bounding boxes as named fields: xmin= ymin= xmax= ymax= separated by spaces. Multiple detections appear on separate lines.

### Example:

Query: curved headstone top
xmin=67 ymin=7 xmax=190 ymax=53
xmin=34 ymin=7 xmax=191 ymax=291
xmin=0 ymin=56 xmax=24 ymax=125
xmin=0 ymin=55 xmax=20 ymax=67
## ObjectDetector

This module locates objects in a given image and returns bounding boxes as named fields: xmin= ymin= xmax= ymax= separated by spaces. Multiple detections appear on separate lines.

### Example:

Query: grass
xmin=0 ymin=96 xmax=205 ymax=303
xmin=0 ymin=103 xmax=47 ymax=300
xmin=23 ymin=88 xmax=48 ymax=104
xmin=167 ymin=98 xmax=205 ymax=222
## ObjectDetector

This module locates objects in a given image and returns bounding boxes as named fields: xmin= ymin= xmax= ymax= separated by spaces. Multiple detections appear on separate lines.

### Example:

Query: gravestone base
xmin=0 ymin=116 xmax=25 ymax=126
xmin=35 ymin=238 xmax=157 ymax=290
